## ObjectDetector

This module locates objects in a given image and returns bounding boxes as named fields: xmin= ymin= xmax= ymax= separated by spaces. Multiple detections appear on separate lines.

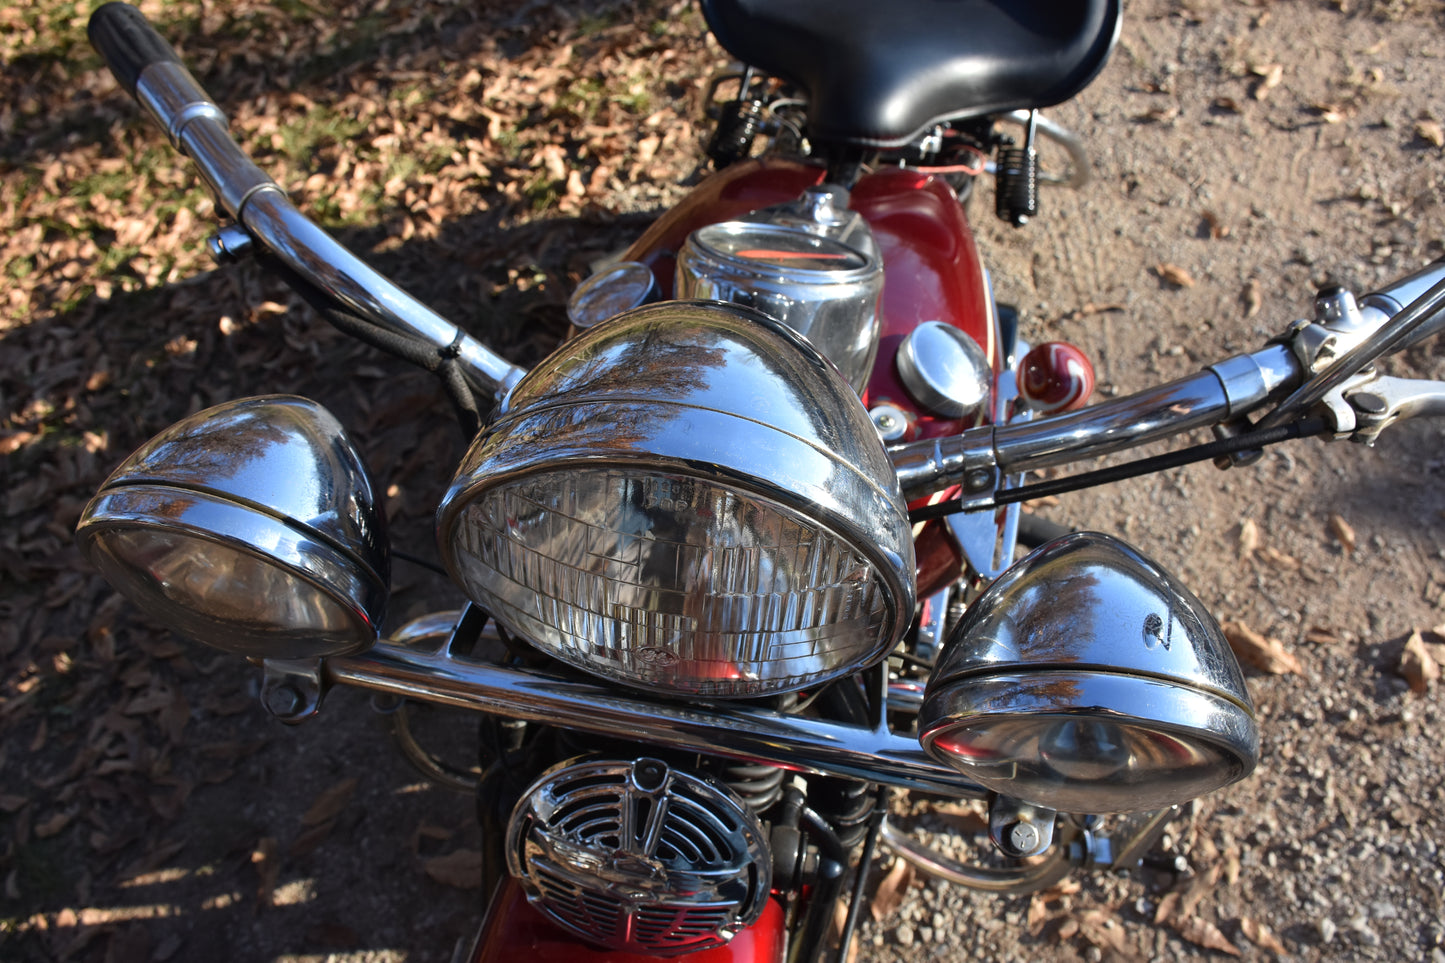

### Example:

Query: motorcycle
xmin=71 ymin=2 xmax=1445 ymax=961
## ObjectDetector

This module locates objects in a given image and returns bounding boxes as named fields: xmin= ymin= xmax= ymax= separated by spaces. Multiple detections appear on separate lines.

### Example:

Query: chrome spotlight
xmin=438 ymin=300 xmax=915 ymax=697
xmin=919 ymin=532 xmax=1257 ymax=814
xmin=507 ymin=757 xmax=771 ymax=957
xmin=76 ymin=396 xmax=388 ymax=660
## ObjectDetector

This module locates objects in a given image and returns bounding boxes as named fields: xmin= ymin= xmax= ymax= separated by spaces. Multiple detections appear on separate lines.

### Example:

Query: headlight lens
xmin=448 ymin=468 xmax=893 ymax=695
xmin=439 ymin=301 xmax=914 ymax=697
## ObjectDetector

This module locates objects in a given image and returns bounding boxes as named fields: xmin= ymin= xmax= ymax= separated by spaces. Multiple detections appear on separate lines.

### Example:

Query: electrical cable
xmin=910 ymin=415 xmax=1331 ymax=522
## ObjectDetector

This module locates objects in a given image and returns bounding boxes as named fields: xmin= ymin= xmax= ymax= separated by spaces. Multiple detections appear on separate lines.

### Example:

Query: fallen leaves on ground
xmin=423 ymin=848 xmax=484 ymax=889
xmin=1222 ymin=621 xmax=1303 ymax=675
xmin=302 ymin=777 xmax=359 ymax=827
xmin=1240 ymin=916 xmax=1289 ymax=954
xmin=1399 ymin=628 xmax=1442 ymax=693
xmin=869 ymin=858 xmax=914 ymax=922
xmin=1237 ymin=518 xmax=1260 ymax=558
xmin=1154 ymin=263 xmax=1197 ymax=288
xmin=1176 ymin=916 xmax=1241 ymax=956
xmin=1328 ymin=513 xmax=1356 ymax=554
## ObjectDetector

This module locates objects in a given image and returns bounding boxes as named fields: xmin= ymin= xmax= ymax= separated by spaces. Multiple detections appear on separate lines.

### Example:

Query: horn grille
xmin=506 ymin=757 xmax=771 ymax=956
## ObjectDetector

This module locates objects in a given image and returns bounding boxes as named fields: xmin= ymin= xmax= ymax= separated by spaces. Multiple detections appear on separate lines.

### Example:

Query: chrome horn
xmin=919 ymin=532 xmax=1258 ymax=814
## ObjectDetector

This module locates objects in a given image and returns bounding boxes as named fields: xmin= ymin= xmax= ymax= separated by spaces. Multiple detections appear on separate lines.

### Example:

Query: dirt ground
xmin=2 ymin=1 xmax=1444 ymax=961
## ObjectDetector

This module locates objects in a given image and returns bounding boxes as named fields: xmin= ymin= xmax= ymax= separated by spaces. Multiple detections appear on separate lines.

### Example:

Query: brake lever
xmin=1345 ymin=375 xmax=1445 ymax=446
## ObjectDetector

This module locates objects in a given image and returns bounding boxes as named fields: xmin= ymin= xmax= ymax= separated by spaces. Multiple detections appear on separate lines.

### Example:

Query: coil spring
xmin=716 ymin=761 xmax=786 ymax=813
xmin=707 ymin=99 xmax=764 ymax=169
xmin=807 ymin=776 xmax=872 ymax=849
xmin=552 ymin=728 xmax=786 ymax=813
xmin=995 ymin=146 xmax=1039 ymax=226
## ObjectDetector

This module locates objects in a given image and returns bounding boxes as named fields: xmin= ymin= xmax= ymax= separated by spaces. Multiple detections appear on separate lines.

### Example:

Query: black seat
xmin=700 ymin=0 xmax=1120 ymax=149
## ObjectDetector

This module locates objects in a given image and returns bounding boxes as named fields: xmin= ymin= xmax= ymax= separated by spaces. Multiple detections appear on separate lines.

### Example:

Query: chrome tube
xmin=1362 ymin=260 xmax=1445 ymax=351
xmin=132 ymin=62 xmax=526 ymax=398
xmin=889 ymin=345 xmax=1302 ymax=499
xmin=326 ymin=640 xmax=986 ymax=797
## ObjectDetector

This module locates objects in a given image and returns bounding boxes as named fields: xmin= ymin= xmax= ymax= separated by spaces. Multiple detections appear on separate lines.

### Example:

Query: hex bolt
xmin=265 ymin=683 xmax=304 ymax=718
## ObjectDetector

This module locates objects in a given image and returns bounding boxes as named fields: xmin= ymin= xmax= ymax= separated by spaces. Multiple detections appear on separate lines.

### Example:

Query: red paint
xmin=466 ymin=878 xmax=786 ymax=963
xmin=1018 ymin=341 xmax=1095 ymax=414
xmin=850 ymin=168 xmax=996 ymax=440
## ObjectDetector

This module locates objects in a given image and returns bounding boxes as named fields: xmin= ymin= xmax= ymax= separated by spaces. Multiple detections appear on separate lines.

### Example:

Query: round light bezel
xmin=438 ymin=300 xmax=915 ymax=697
xmin=75 ymin=396 xmax=388 ymax=660
xmin=919 ymin=531 xmax=1258 ymax=814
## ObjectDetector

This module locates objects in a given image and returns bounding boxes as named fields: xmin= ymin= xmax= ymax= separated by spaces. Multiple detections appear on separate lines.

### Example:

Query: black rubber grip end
xmin=89 ymin=2 xmax=183 ymax=97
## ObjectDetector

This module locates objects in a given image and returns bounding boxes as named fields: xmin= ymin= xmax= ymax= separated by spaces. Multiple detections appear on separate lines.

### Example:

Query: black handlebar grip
xmin=88 ymin=2 xmax=184 ymax=97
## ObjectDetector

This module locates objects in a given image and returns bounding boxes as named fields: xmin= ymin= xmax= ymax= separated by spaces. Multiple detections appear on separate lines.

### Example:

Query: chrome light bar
xmin=324 ymin=614 xmax=983 ymax=798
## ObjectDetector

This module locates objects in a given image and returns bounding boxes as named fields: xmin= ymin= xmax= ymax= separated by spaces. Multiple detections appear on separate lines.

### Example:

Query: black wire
xmin=392 ymin=549 xmax=447 ymax=576
xmin=910 ymin=415 xmax=1331 ymax=523
xmin=259 ymin=254 xmax=484 ymax=439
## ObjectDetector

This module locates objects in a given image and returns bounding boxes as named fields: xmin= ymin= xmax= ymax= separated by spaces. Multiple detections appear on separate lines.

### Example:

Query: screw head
xmin=264 ymin=683 xmax=303 ymax=717
xmin=963 ymin=468 xmax=994 ymax=492
xmin=1009 ymin=821 xmax=1042 ymax=854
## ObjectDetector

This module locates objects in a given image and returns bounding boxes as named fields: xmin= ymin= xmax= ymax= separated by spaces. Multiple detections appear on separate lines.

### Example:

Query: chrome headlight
xmin=438 ymin=301 xmax=915 ymax=697
xmin=919 ymin=532 xmax=1258 ymax=814
xmin=75 ymin=396 xmax=388 ymax=659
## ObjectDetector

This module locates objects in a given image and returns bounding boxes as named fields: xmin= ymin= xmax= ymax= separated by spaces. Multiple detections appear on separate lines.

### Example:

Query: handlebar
xmin=891 ymin=260 xmax=1445 ymax=505
xmin=87 ymin=3 xmax=526 ymax=400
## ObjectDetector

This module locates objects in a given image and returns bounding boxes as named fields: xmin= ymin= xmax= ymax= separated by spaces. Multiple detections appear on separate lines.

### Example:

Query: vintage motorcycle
xmin=74 ymin=2 xmax=1445 ymax=961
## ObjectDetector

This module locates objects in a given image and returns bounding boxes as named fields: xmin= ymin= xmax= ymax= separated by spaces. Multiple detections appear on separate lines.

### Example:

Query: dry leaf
xmin=1062 ymin=302 xmax=1127 ymax=322
xmin=869 ymin=859 xmax=914 ymax=922
xmin=1155 ymin=891 xmax=1181 ymax=925
xmin=1328 ymin=513 xmax=1356 ymax=554
xmin=1155 ymin=263 xmax=1196 ymax=288
xmin=1417 ymin=121 xmax=1445 ymax=148
xmin=0 ymin=431 xmax=35 ymax=455
xmin=1212 ymin=97 xmax=1241 ymax=113
xmin=1241 ymin=279 xmax=1262 ymax=319
xmin=1223 ymin=621 xmax=1304 ymax=675
xmin=1400 ymin=629 xmax=1440 ymax=694
xmin=1250 ymin=63 xmax=1284 ymax=101
xmin=1260 ymin=546 xmax=1301 ymax=571
xmin=1139 ymin=105 xmax=1181 ymax=123
xmin=253 ymin=837 xmax=279 ymax=907
xmin=423 ymin=849 xmax=484 ymax=889
xmin=1201 ymin=210 xmax=1230 ymax=239
xmin=1237 ymin=519 xmax=1260 ymax=558
xmin=1027 ymin=894 xmax=1055 ymax=935
xmin=1241 ymin=916 xmax=1288 ymax=954
xmin=36 ymin=810 xmax=75 ymax=839
xmin=1176 ymin=916 xmax=1241 ymax=956
xmin=302 ymin=778 xmax=359 ymax=827
xmin=1078 ymin=909 xmax=1129 ymax=953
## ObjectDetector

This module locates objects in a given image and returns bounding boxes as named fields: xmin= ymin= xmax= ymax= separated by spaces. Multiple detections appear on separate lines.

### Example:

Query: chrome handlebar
xmin=90 ymin=4 xmax=526 ymax=399
xmin=890 ymin=262 xmax=1445 ymax=504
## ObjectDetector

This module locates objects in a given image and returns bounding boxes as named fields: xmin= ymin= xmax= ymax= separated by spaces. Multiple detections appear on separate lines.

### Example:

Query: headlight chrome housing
xmin=920 ymin=532 xmax=1258 ymax=814
xmin=438 ymin=301 xmax=915 ymax=697
xmin=75 ymin=396 xmax=389 ymax=660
